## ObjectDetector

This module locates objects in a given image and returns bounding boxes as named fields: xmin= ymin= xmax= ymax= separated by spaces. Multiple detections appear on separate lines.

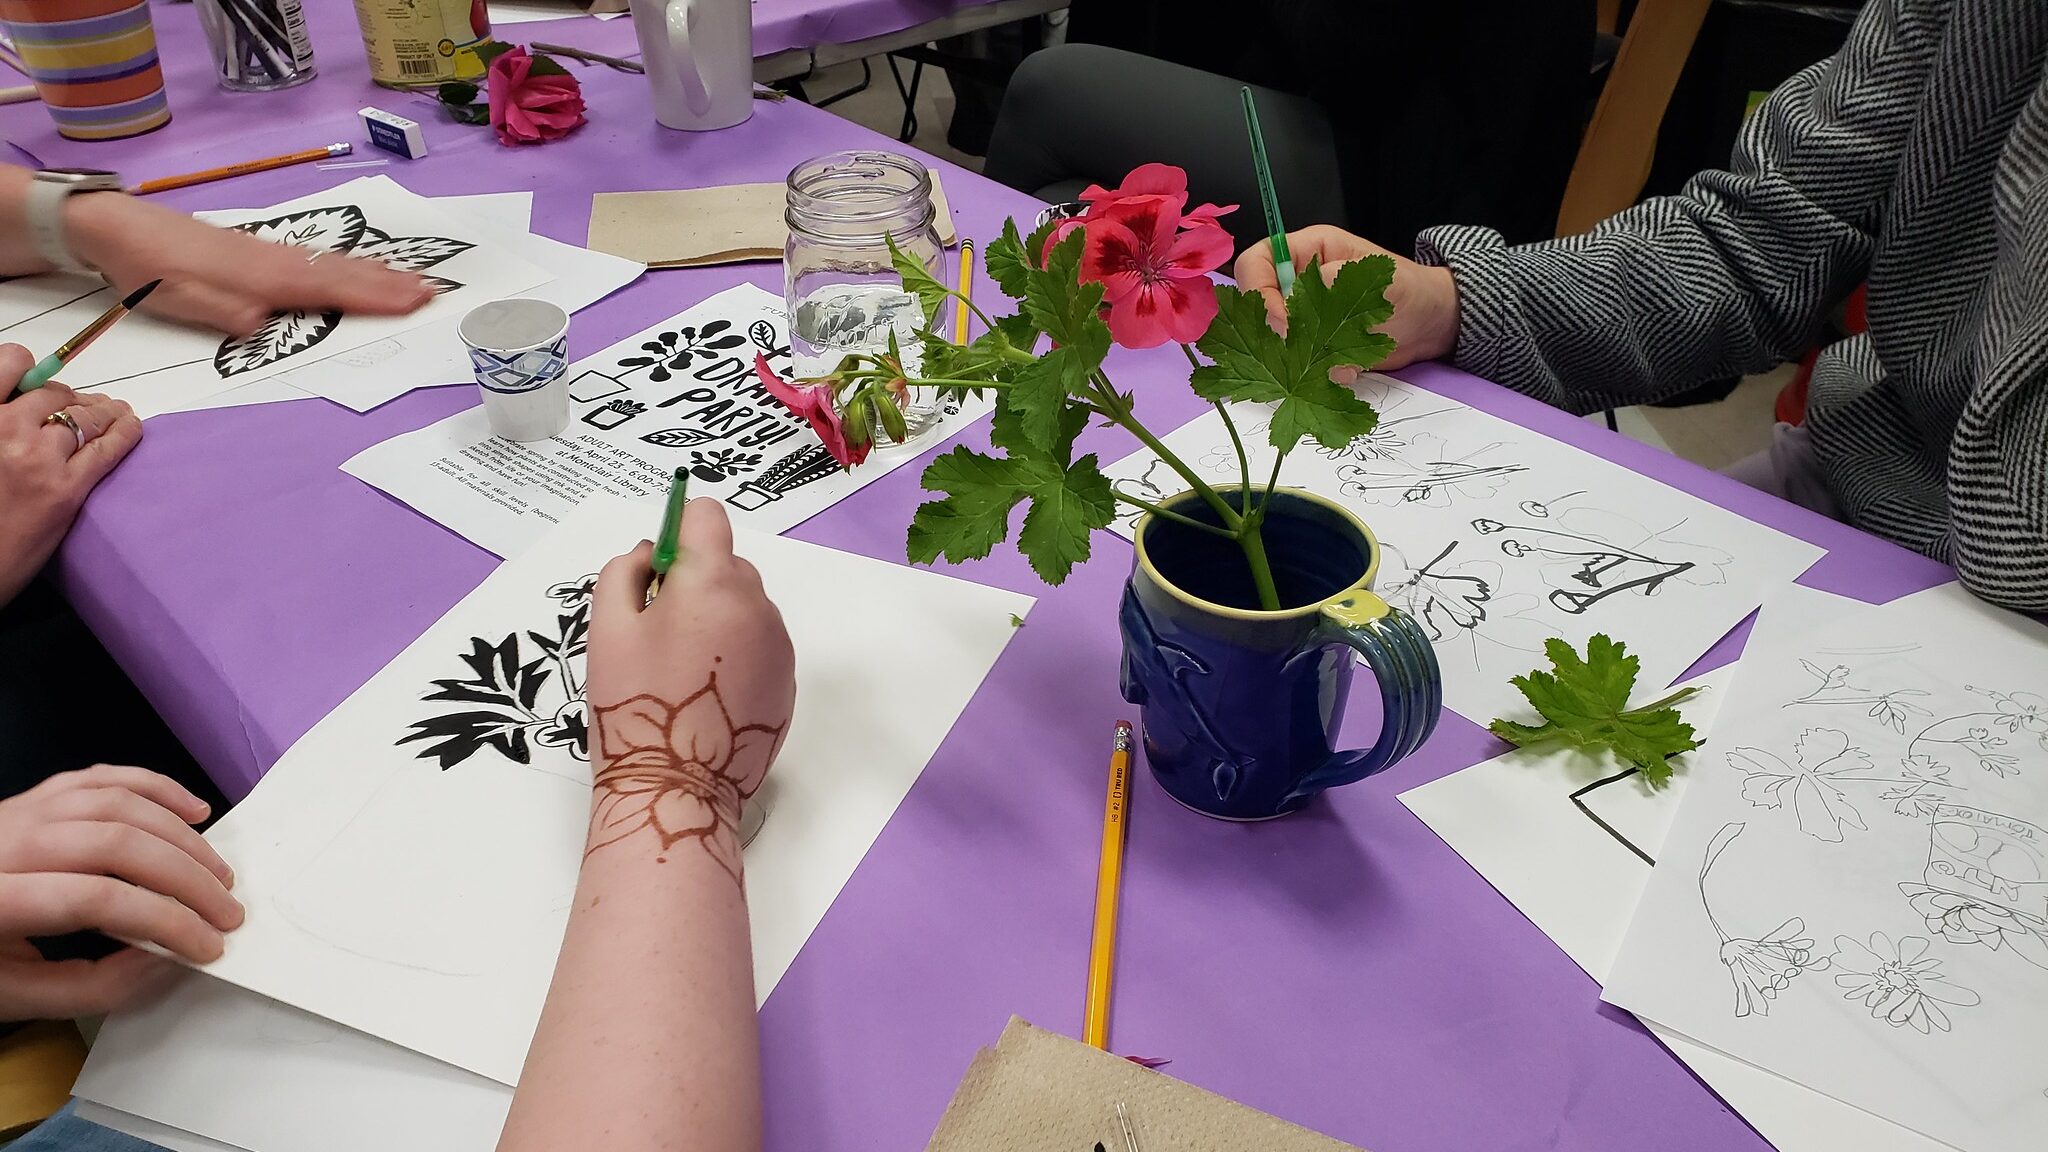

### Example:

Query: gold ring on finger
xmin=43 ymin=408 xmax=85 ymax=455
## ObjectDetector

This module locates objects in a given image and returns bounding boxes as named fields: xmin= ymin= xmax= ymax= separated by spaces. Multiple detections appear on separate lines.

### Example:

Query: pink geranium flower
xmin=755 ymin=355 xmax=870 ymax=467
xmin=1079 ymin=198 xmax=1235 ymax=349
xmin=487 ymin=46 xmax=587 ymax=146
xmin=1043 ymin=163 xmax=1235 ymax=265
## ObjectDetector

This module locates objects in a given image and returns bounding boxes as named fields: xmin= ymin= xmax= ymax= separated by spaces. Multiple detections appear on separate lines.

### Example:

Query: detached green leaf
xmin=1488 ymin=635 xmax=1702 ymax=786
xmin=985 ymin=218 xmax=1034 ymax=301
xmin=906 ymin=442 xmax=1114 ymax=585
xmin=1192 ymin=257 xmax=1394 ymax=451
xmin=889 ymin=236 xmax=952 ymax=329
xmin=437 ymin=81 xmax=479 ymax=106
xmin=445 ymin=103 xmax=491 ymax=126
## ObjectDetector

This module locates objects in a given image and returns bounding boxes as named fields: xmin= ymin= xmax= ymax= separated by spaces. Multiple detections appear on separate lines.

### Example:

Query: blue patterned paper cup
xmin=460 ymin=299 xmax=571 ymax=442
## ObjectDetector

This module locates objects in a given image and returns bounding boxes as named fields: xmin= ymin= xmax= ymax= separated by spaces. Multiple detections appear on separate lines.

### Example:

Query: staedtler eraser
xmin=360 ymin=106 xmax=426 ymax=159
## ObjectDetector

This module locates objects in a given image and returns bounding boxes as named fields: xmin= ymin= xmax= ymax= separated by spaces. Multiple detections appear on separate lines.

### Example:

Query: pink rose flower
xmin=487 ymin=46 xmax=587 ymax=146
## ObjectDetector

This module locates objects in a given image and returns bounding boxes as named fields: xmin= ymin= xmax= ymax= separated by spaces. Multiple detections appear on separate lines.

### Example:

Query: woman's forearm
xmin=497 ymin=825 xmax=762 ymax=1152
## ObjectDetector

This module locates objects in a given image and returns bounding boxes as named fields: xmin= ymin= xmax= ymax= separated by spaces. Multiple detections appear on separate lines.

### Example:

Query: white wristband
xmin=25 ymin=171 xmax=123 ymax=274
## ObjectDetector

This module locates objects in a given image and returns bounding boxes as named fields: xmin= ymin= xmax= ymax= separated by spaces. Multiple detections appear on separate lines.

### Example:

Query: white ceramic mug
xmin=627 ymin=0 xmax=753 ymax=132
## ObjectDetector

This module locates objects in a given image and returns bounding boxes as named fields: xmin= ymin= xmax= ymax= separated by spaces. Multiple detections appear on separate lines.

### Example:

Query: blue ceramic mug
xmin=1119 ymin=488 xmax=1443 ymax=820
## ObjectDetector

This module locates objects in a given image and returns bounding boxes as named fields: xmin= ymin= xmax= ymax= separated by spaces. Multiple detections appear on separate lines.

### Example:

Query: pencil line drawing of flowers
xmin=1699 ymin=823 xmax=1828 ymax=1018
xmin=1727 ymin=729 xmax=1874 ymax=842
xmin=1828 ymin=932 xmax=1980 ymax=1033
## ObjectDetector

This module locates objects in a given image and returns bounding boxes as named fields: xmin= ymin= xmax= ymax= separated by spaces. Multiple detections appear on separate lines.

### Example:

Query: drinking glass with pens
xmin=193 ymin=0 xmax=317 ymax=92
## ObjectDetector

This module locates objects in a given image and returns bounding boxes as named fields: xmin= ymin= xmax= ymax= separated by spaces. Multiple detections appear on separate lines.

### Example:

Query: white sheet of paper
xmin=341 ymin=283 xmax=994 ymax=557
xmin=73 ymin=1102 xmax=250 ymax=1152
xmin=273 ymin=178 xmax=643 ymax=412
xmin=1399 ymin=585 xmax=1962 ymax=1152
xmin=1602 ymin=583 xmax=2048 ymax=1152
xmin=191 ymin=495 xmax=1032 ymax=1084
xmin=1100 ymin=376 xmax=1825 ymax=723
xmin=75 ymin=970 xmax=513 ymax=1152
xmin=435 ymin=190 xmax=536 ymax=232
xmin=173 ymin=377 xmax=316 ymax=413
xmin=0 ymin=179 xmax=550 ymax=418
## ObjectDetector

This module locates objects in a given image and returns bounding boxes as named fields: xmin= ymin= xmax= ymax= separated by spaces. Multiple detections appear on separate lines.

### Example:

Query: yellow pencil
xmin=130 ymin=143 xmax=351 ymax=195
xmin=1083 ymin=719 xmax=1135 ymax=1050
xmin=954 ymin=238 xmax=976 ymax=344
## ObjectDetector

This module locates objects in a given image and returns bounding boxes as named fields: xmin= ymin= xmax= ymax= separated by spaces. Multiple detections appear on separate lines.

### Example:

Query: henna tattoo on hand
xmin=586 ymin=669 xmax=787 ymax=885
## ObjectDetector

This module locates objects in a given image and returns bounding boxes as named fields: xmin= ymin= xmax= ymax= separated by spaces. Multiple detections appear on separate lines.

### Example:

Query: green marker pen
xmin=645 ymin=467 xmax=690 ymax=603
xmin=1239 ymin=89 xmax=1295 ymax=297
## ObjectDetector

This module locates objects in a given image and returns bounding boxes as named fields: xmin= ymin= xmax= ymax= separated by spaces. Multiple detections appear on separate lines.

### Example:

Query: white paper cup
xmin=460 ymin=299 xmax=572 ymax=442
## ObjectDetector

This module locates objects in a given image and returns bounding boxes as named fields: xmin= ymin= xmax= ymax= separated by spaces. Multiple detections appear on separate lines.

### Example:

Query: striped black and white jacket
xmin=1416 ymin=0 xmax=2048 ymax=612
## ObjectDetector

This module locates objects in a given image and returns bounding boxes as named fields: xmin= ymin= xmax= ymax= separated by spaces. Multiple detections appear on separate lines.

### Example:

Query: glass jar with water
xmin=785 ymin=151 xmax=948 ymax=445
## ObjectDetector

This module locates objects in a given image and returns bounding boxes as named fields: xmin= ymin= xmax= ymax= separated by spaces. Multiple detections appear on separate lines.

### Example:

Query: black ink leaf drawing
xmin=1898 ymin=805 xmax=2048 ymax=971
xmin=583 ymin=399 xmax=646 ymax=430
xmin=640 ymin=426 xmax=720 ymax=449
xmin=1337 ymin=434 xmax=1527 ymax=508
xmin=1700 ymin=823 xmax=1827 ymax=1018
xmin=1112 ymin=458 xmax=1179 ymax=533
xmin=1828 ymin=931 xmax=1979 ymax=1033
xmin=1472 ymin=507 xmax=1732 ymax=615
xmin=350 ymin=229 xmax=474 ymax=271
xmin=1786 ymin=659 xmax=1933 ymax=734
xmin=688 ymin=448 xmax=763 ymax=483
xmin=616 ymin=321 xmax=749 ymax=383
xmin=399 ymin=577 xmax=593 ymax=769
xmin=727 ymin=443 xmax=841 ymax=510
xmin=1320 ymin=376 xmax=1456 ymax=464
xmin=749 ymin=318 xmax=791 ymax=365
xmin=1381 ymin=540 xmax=1495 ymax=641
xmin=219 ymin=204 xmax=472 ymax=377
xmin=1377 ymin=540 xmax=1552 ymax=669
xmin=1728 ymin=729 xmax=1873 ymax=841
xmin=236 ymin=205 xmax=367 ymax=253
xmin=216 ymin=309 xmax=342 ymax=377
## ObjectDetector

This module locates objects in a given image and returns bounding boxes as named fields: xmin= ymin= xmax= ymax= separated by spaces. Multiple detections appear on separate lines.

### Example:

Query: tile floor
xmin=812 ymin=59 xmax=1784 ymax=474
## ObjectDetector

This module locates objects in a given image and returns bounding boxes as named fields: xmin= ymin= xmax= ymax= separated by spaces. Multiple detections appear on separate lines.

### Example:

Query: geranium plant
xmin=756 ymin=164 xmax=1398 ymax=611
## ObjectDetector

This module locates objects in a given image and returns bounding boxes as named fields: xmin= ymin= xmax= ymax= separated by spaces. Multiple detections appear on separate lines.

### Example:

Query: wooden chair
xmin=0 ymin=1020 xmax=88 ymax=1141
xmin=1557 ymin=0 xmax=1713 ymax=238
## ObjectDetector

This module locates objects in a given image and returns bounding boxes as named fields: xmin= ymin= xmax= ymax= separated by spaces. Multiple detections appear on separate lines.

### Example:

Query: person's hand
xmin=0 ymin=765 xmax=241 ymax=1021
xmin=1234 ymin=225 xmax=1461 ymax=372
xmin=67 ymin=191 xmax=434 ymax=337
xmin=0 ymin=344 xmax=142 ymax=607
xmin=582 ymin=499 xmax=796 ymax=876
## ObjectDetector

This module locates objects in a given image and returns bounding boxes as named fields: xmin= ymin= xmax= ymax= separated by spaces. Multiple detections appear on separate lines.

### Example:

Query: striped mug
xmin=0 ymin=0 xmax=170 ymax=141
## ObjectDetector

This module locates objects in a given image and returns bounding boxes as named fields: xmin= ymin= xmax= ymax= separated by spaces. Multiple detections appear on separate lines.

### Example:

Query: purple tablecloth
xmin=5 ymin=8 xmax=1958 ymax=1152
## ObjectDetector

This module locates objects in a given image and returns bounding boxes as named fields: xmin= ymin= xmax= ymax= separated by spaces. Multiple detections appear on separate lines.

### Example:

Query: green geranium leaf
xmin=908 ymin=420 xmax=1113 ymax=585
xmin=1488 ymin=634 xmax=1703 ymax=786
xmin=985 ymin=218 xmax=1034 ymax=301
xmin=1024 ymin=230 xmax=1111 ymax=359
xmin=889 ymin=235 xmax=953 ymax=329
xmin=1192 ymin=257 xmax=1394 ymax=451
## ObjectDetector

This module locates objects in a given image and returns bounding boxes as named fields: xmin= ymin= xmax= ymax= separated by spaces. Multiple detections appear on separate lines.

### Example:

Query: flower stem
xmin=1238 ymin=524 xmax=1283 ymax=611
xmin=1088 ymin=373 xmax=1240 ymax=530
xmin=1256 ymin=452 xmax=1284 ymax=519
xmin=1112 ymin=490 xmax=1237 ymax=538
xmin=1216 ymin=402 xmax=1251 ymax=499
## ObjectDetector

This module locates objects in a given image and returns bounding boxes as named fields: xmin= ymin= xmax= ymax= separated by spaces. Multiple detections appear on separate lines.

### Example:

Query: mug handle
xmin=1281 ymin=586 xmax=1443 ymax=806
xmin=665 ymin=0 xmax=715 ymax=116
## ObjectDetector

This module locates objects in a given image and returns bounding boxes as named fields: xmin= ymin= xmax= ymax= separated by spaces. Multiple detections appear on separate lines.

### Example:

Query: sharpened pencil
xmin=1083 ymin=720 xmax=1135 ymax=1050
